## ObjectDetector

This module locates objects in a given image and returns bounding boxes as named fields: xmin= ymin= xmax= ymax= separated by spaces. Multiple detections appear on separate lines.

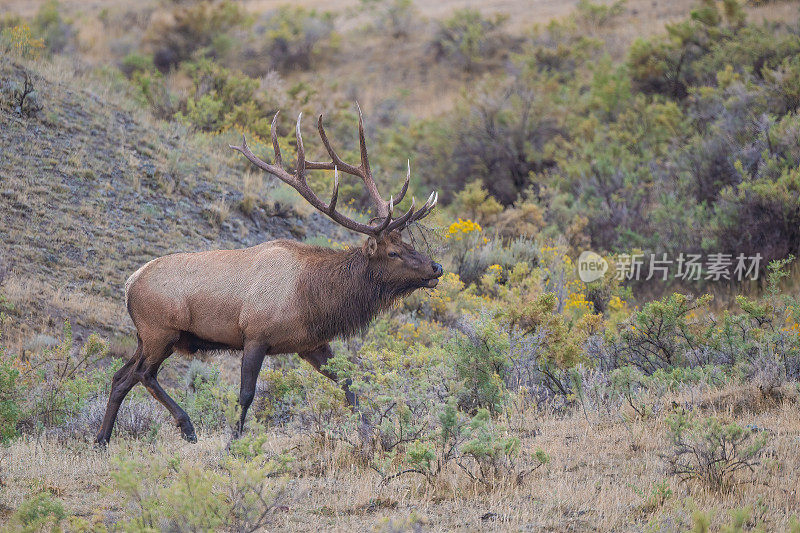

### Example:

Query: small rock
xmin=140 ymin=162 xmax=156 ymax=178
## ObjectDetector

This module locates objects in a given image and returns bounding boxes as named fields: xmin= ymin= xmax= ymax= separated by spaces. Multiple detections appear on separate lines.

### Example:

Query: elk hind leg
xmin=95 ymin=338 xmax=143 ymax=445
xmin=136 ymin=331 xmax=197 ymax=442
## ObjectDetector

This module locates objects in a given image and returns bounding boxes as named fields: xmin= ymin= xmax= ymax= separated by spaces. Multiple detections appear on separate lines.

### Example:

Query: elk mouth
xmin=423 ymin=277 xmax=440 ymax=288
xmin=422 ymin=263 xmax=444 ymax=288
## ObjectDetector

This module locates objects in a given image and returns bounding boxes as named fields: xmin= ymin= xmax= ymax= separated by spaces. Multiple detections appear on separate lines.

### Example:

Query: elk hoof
xmin=177 ymin=419 xmax=197 ymax=443
xmin=94 ymin=436 xmax=110 ymax=448
xmin=179 ymin=422 xmax=197 ymax=442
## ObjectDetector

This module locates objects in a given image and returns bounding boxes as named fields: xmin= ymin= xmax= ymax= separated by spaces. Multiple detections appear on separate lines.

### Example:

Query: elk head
xmin=230 ymin=105 xmax=442 ymax=292
xmin=363 ymin=230 xmax=444 ymax=294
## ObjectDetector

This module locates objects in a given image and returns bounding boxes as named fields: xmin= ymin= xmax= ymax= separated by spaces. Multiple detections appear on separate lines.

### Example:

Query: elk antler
xmin=230 ymin=106 xmax=437 ymax=237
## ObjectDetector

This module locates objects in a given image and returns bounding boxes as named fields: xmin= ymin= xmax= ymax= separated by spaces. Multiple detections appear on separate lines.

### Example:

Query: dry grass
xmin=1 ymin=275 xmax=127 ymax=346
xmin=1 ymin=275 xmax=125 ymax=351
xmin=1 ymin=384 xmax=799 ymax=531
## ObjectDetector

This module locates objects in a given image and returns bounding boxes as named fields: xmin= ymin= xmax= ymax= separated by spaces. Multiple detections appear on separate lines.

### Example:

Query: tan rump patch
xmin=124 ymin=257 xmax=159 ymax=309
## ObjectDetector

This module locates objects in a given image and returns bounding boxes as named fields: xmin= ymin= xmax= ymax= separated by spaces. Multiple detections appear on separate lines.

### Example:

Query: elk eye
xmin=388 ymin=251 xmax=399 ymax=258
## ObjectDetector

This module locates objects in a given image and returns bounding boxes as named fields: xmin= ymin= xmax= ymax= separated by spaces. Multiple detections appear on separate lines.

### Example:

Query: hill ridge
xmin=0 ymin=57 xmax=337 ymax=346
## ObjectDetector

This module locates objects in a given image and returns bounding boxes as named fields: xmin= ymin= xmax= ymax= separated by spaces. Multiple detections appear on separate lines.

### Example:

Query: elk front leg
xmin=234 ymin=340 xmax=268 ymax=438
xmin=300 ymin=344 xmax=372 ymax=448
xmin=299 ymin=343 xmax=357 ymax=407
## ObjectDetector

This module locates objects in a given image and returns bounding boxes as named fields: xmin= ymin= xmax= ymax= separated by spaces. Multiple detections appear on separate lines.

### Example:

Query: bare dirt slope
xmin=0 ymin=57 xmax=336 ymax=349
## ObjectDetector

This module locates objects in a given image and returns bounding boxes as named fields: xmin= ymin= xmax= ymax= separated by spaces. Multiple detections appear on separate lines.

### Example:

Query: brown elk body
xmin=95 ymin=109 xmax=441 ymax=444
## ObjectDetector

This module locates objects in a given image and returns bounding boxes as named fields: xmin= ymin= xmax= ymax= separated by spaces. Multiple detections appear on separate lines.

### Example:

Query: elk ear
xmin=363 ymin=236 xmax=378 ymax=257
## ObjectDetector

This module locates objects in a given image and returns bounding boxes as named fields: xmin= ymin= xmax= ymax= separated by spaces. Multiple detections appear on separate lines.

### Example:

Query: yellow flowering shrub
xmin=782 ymin=322 xmax=800 ymax=336
xmin=494 ymin=262 xmax=540 ymax=308
xmin=479 ymin=264 xmax=504 ymax=295
xmin=1 ymin=24 xmax=45 ymax=59
xmin=395 ymin=320 xmax=447 ymax=346
xmin=447 ymin=218 xmax=482 ymax=240
xmin=608 ymin=295 xmax=626 ymax=311
xmin=565 ymin=292 xmax=593 ymax=313
xmin=425 ymin=271 xmax=484 ymax=321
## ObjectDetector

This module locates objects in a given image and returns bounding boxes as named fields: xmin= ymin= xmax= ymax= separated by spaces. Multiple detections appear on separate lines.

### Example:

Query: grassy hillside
xmin=2 ymin=1 xmax=800 ymax=532
xmin=0 ymin=56 xmax=349 ymax=351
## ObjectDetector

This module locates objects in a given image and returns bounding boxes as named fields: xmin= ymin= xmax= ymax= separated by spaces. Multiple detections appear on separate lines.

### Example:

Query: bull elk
xmin=95 ymin=107 xmax=442 ymax=445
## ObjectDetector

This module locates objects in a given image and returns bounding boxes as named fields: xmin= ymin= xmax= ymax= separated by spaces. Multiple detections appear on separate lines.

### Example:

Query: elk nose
xmin=432 ymin=262 xmax=443 ymax=277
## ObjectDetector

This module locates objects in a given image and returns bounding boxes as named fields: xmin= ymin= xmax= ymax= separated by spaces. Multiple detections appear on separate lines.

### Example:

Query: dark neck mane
xmin=297 ymin=247 xmax=396 ymax=344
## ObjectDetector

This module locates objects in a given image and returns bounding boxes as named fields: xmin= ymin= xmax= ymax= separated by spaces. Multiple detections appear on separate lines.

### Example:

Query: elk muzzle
xmin=424 ymin=262 xmax=444 ymax=288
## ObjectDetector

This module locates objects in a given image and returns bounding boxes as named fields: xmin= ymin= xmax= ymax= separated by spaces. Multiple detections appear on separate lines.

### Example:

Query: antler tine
xmin=413 ymin=191 xmax=438 ymax=222
xmin=386 ymin=191 xmax=437 ymax=232
xmin=428 ymin=191 xmax=439 ymax=214
xmin=315 ymin=110 xmax=389 ymax=219
xmin=314 ymin=114 xmax=358 ymax=175
xmin=419 ymin=191 xmax=437 ymax=216
xmin=230 ymin=134 xmax=296 ymax=185
xmin=392 ymin=160 xmax=411 ymax=204
xmin=295 ymin=113 xmax=306 ymax=181
xmin=417 ymin=192 xmax=438 ymax=220
xmin=373 ymin=195 xmax=394 ymax=234
xmin=270 ymin=112 xmax=282 ymax=168
xmin=355 ymin=101 xmax=371 ymax=176
xmin=329 ymin=167 xmax=340 ymax=213
xmin=385 ymin=196 xmax=417 ymax=233
xmin=229 ymin=134 xmax=246 ymax=154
